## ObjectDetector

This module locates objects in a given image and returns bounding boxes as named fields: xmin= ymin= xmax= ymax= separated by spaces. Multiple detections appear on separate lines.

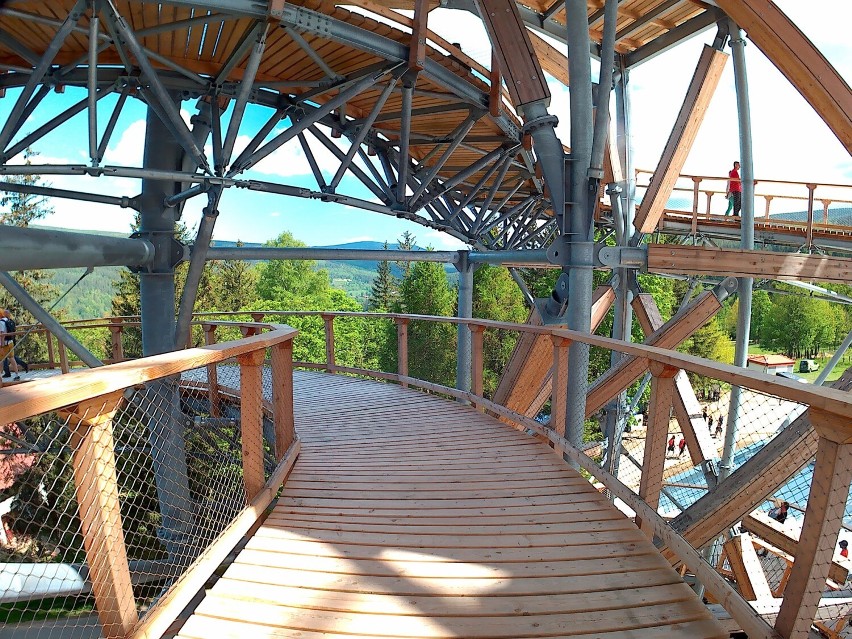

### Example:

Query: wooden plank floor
xmin=176 ymin=371 xmax=726 ymax=639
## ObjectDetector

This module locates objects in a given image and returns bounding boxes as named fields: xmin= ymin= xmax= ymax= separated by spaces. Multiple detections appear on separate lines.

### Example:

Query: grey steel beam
xmin=285 ymin=26 xmax=340 ymax=81
xmin=135 ymin=12 xmax=223 ymax=39
xmin=396 ymin=80 xmax=414 ymax=205
xmin=97 ymin=89 xmax=129 ymax=164
xmin=0 ymin=0 xmax=86 ymax=153
xmin=720 ymin=23 xmax=756 ymax=483
xmin=158 ymin=0 xmax=267 ymax=17
xmin=562 ymin=0 xmax=596 ymax=458
xmin=228 ymin=66 xmax=396 ymax=175
xmin=3 ymin=87 xmax=114 ymax=163
xmin=228 ymin=107 xmax=285 ymax=175
xmin=0 ymin=271 xmax=103 ymax=369
xmin=419 ymin=144 xmax=509 ymax=211
xmin=215 ymin=20 xmax=264 ymax=85
xmin=0 ymin=181 xmax=134 ymax=211
xmin=138 ymin=94 xmax=194 ymax=562
xmin=0 ymin=28 xmax=40 ymax=66
xmin=409 ymin=113 xmax=480 ymax=204
xmin=87 ymin=6 xmax=100 ymax=165
xmin=625 ymin=9 xmax=723 ymax=68
xmin=455 ymin=251 xmax=474 ymax=394
xmin=298 ymin=132 xmax=328 ymax=192
xmin=307 ymin=125 xmax=391 ymax=204
xmin=103 ymin=0 xmax=211 ymax=173
xmin=590 ymin=0 xmax=619 ymax=179
xmin=222 ymin=24 xmax=268 ymax=169
xmin=330 ymin=76 xmax=400 ymax=190
xmin=0 ymin=226 xmax=152 ymax=270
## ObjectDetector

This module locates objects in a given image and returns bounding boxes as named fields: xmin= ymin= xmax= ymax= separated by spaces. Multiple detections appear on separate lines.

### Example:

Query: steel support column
xmin=563 ymin=0 xmax=596 ymax=455
xmin=138 ymin=96 xmax=194 ymax=562
xmin=455 ymin=251 xmax=474 ymax=394
xmin=720 ymin=23 xmax=755 ymax=483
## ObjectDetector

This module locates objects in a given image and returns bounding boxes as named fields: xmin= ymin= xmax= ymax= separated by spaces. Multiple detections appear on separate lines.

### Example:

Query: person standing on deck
xmin=726 ymin=161 xmax=742 ymax=216
xmin=678 ymin=437 xmax=686 ymax=457
xmin=715 ymin=415 xmax=724 ymax=439
xmin=667 ymin=434 xmax=676 ymax=456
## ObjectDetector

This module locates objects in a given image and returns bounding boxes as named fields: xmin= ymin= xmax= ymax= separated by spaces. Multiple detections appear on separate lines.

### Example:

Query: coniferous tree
xmin=368 ymin=242 xmax=398 ymax=311
xmin=395 ymin=230 xmax=416 ymax=280
xmin=212 ymin=241 xmax=258 ymax=312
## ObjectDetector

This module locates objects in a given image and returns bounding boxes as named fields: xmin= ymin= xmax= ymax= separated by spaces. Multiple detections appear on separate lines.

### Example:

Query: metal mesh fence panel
xmin=0 ymin=357 xmax=280 ymax=637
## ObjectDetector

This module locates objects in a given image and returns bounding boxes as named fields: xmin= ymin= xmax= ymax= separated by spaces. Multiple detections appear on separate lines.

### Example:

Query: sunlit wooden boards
xmin=175 ymin=371 xmax=726 ymax=639
xmin=647 ymin=244 xmax=852 ymax=284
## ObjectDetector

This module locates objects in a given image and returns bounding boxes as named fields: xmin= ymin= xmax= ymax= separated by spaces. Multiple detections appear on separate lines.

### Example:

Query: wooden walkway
xmin=175 ymin=371 xmax=726 ymax=639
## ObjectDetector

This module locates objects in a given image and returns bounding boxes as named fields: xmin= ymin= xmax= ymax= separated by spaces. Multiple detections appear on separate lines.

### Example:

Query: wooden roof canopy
xmin=0 ymin=0 xmax=846 ymax=248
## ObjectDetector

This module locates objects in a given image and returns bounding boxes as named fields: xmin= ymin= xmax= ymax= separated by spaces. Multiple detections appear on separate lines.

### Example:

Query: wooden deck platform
xmin=175 ymin=371 xmax=726 ymax=639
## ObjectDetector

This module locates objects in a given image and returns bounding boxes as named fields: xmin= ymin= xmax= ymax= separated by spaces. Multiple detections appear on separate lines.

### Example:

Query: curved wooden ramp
xmin=176 ymin=372 xmax=725 ymax=639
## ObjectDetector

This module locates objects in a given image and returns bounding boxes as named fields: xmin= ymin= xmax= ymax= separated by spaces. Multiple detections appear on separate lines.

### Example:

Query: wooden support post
xmin=549 ymin=335 xmax=571 ymax=457
xmin=821 ymin=200 xmax=831 ymax=225
xmin=250 ymin=312 xmax=265 ymax=323
xmin=271 ymin=340 xmax=295 ymax=461
xmin=322 ymin=314 xmax=335 ymax=373
xmin=408 ymin=0 xmax=428 ymax=71
xmin=109 ymin=318 xmax=124 ymax=363
xmin=723 ymin=532 xmax=773 ymax=601
xmin=60 ymin=392 xmax=136 ymax=639
xmin=489 ymin=51 xmax=501 ymax=117
xmin=713 ymin=0 xmax=852 ymax=155
xmin=470 ymin=323 xmax=485 ymax=406
xmin=636 ymin=362 xmax=677 ymax=536
xmin=203 ymin=324 xmax=221 ymax=418
xmin=59 ymin=341 xmax=69 ymax=374
xmin=396 ymin=317 xmax=408 ymax=386
xmin=633 ymin=45 xmax=728 ymax=233
xmin=238 ymin=349 xmax=266 ymax=503
xmin=765 ymin=195 xmax=773 ymax=219
xmin=46 ymin=329 xmax=55 ymax=369
xmin=692 ymin=177 xmax=701 ymax=215
xmin=775 ymin=409 xmax=852 ymax=639
xmin=806 ymin=183 xmax=816 ymax=247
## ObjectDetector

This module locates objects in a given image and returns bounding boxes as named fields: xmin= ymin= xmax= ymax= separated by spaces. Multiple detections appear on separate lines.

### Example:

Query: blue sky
xmin=5 ymin=0 xmax=851 ymax=249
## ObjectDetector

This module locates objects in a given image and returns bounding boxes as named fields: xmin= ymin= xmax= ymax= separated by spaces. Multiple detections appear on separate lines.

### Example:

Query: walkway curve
xmin=176 ymin=371 xmax=725 ymax=639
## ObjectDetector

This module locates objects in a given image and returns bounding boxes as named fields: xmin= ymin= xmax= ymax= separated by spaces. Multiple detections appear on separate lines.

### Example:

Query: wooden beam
xmin=648 ymin=244 xmax=852 ymax=284
xmin=633 ymin=45 xmax=728 ymax=233
xmin=666 ymin=368 xmax=852 ymax=557
xmin=632 ymin=293 xmax=716 ymax=466
xmin=476 ymin=0 xmax=550 ymax=107
xmin=396 ymin=317 xmax=409 ymax=387
xmin=61 ymin=392 xmax=137 ymax=639
xmin=322 ymin=313 xmax=336 ymax=372
xmin=636 ymin=362 xmax=677 ymax=536
xmin=742 ymin=511 xmax=849 ymax=586
xmin=775 ymin=418 xmax=852 ymax=638
xmin=723 ymin=532 xmax=773 ymax=601
xmin=493 ymin=286 xmax=615 ymax=419
xmin=586 ymin=291 xmax=721 ymax=416
xmin=408 ymin=0 xmax=429 ymax=71
xmin=714 ymin=0 xmax=852 ymax=155
xmin=549 ymin=334 xmax=571 ymax=458
xmin=529 ymin=29 xmax=568 ymax=87
xmin=470 ymin=323 xmax=486 ymax=403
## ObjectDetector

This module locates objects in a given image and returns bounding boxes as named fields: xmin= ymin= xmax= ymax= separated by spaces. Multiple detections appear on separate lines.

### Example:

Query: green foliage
xmin=210 ymin=244 xmax=258 ymax=312
xmin=256 ymin=231 xmax=329 ymax=301
xmin=472 ymin=265 xmax=528 ymax=397
xmin=763 ymin=293 xmax=844 ymax=358
xmin=368 ymin=242 xmax=398 ymax=311
xmin=383 ymin=259 xmax=456 ymax=386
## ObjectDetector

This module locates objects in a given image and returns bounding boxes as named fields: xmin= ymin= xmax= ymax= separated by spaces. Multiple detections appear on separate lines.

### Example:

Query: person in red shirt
xmin=726 ymin=161 xmax=742 ymax=216
xmin=840 ymin=539 xmax=848 ymax=558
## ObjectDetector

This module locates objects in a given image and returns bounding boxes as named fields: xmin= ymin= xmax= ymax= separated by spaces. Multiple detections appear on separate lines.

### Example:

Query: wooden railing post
xmin=549 ymin=335 xmax=571 ymax=456
xmin=59 ymin=340 xmax=69 ymax=374
xmin=805 ymin=183 xmax=817 ymax=247
xmin=636 ymin=361 xmax=678 ymax=536
xmin=775 ymin=408 xmax=852 ymax=639
xmin=238 ymin=349 xmax=266 ymax=503
xmin=59 ymin=392 xmax=136 ymax=639
xmin=704 ymin=191 xmax=713 ymax=217
xmin=691 ymin=176 xmax=701 ymax=217
xmin=821 ymin=199 xmax=831 ymax=225
xmin=271 ymin=340 xmax=295 ymax=460
xmin=396 ymin=317 xmax=409 ymax=387
xmin=251 ymin=312 xmax=266 ymax=323
xmin=470 ymin=323 xmax=485 ymax=406
xmin=108 ymin=318 xmax=124 ymax=363
xmin=46 ymin=329 xmax=56 ymax=369
xmin=764 ymin=195 xmax=773 ymax=219
xmin=322 ymin=313 xmax=335 ymax=373
xmin=203 ymin=324 xmax=220 ymax=418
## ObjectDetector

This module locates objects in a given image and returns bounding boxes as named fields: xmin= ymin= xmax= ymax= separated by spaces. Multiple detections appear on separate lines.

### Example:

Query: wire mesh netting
xmin=0 ymin=357 xmax=280 ymax=637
